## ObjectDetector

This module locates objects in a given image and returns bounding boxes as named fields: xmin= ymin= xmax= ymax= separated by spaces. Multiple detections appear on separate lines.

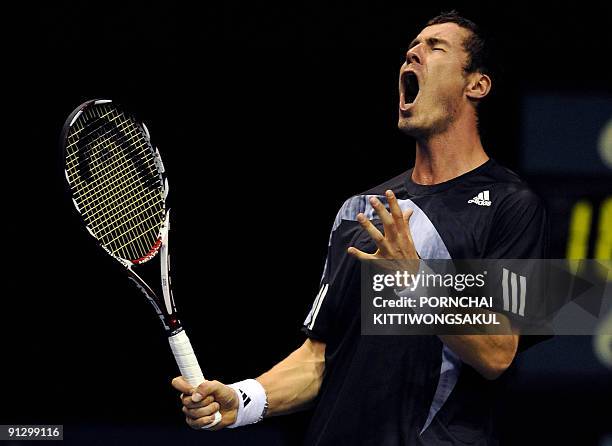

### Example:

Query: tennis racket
xmin=61 ymin=99 xmax=221 ymax=427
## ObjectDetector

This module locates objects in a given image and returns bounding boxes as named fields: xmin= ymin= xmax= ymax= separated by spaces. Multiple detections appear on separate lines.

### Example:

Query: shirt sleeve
xmin=484 ymin=186 xmax=551 ymax=351
xmin=302 ymin=220 xmax=359 ymax=342
xmin=302 ymin=199 xmax=366 ymax=342
xmin=301 ymin=258 xmax=335 ymax=342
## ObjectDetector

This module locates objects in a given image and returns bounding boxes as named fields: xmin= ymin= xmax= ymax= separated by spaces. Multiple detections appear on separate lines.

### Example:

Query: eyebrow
xmin=408 ymin=36 xmax=451 ymax=50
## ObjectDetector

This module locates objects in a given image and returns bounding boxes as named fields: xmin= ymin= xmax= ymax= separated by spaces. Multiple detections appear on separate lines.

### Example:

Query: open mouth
xmin=402 ymin=71 xmax=420 ymax=105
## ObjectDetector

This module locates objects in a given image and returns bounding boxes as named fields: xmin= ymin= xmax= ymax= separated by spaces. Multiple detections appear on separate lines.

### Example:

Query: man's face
xmin=398 ymin=22 xmax=473 ymax=137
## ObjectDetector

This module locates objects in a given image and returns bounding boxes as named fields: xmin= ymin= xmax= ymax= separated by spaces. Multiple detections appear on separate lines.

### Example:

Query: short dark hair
xmin=425 ymin=11 xmax=494 ymax=79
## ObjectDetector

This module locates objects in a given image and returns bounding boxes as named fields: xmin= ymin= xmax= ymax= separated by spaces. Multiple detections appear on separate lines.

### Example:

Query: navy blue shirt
xmin=302 ymin=159 xmax=549 ymax=446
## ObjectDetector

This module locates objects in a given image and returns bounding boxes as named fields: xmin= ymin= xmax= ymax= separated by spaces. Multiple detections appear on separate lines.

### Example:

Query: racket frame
xmin=62 ymin=99 xmax=181 ymax=334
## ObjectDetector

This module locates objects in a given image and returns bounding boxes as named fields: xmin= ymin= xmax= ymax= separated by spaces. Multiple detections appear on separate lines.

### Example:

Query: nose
xmin=405 ymin=47 xmax=421 ymax=65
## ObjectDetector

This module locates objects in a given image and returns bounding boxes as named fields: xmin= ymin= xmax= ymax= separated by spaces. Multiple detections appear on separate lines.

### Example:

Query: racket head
xmin=61 ymin=99 xmax=168 ymax=265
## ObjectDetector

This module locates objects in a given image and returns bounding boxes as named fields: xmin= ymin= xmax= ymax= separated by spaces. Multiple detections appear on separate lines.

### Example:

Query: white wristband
xmin=227 ymin=379 xmax=268 ymax=428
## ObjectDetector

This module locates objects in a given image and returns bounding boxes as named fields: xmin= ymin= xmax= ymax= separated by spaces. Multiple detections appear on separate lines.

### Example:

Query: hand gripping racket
xmin=61 ymin=99 xmax=221 ymax=428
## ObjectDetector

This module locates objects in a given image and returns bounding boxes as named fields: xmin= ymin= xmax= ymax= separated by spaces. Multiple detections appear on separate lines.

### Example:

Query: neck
xmin=411 ymin=111 xmax=489 ymax=185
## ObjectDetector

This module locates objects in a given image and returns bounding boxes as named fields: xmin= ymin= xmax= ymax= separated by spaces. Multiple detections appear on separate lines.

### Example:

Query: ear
xmin=465 ymin=73 xmax=492 ymax=101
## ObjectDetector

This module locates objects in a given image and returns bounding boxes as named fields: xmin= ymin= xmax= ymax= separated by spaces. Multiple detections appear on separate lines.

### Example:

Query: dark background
xmin=4 ymin=1 xmax=612 ymax=445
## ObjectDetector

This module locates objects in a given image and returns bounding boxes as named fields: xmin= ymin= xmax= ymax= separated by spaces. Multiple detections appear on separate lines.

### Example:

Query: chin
xmin=398 ymin=116 xmax=426 ymax=138
xmin=399 ymin=109 xmax=453 ymax=139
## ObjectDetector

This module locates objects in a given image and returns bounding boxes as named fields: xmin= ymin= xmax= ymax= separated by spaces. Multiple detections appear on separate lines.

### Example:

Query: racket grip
xmin=169 ymin=330 xmax=222 ymax=428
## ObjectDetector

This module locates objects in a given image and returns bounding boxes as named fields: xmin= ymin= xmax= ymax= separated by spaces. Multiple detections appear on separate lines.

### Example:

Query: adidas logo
xmin=239 ymin=389 xmax=251 ymax=407
xmin=468 ymin=190 xmax=492 ymax=206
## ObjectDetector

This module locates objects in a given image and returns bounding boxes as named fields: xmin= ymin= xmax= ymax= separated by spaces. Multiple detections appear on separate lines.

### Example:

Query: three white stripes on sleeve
xmin=502 ymin=268 xmax=527 ymax=316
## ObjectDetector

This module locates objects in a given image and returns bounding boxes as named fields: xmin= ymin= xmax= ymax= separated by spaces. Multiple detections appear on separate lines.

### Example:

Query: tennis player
xmin=172 ymin=11 xmax=549 ymax=445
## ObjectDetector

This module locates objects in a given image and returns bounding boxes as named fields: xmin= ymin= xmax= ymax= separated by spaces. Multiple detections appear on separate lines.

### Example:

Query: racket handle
xmin=169 ymin=330 xmax=222 ymax=428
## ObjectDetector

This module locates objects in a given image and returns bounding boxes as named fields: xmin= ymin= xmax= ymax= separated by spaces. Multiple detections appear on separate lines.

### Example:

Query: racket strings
xmin=75 ymin=113 xmax=161 ymax=260
xmin=80 ymin=154 xmax=162 ymax=243
xmin=79 ymin=169 xmax=160 ymax=235
xmin=65 ymin=106 xmax=117 ymax=142
xmin=65 ymin=104 xmax=164 ymax=261
xmin=68 ymin=126 xmax=160 ymax=259
xmin=68 ymin=140 xmax=158 ymax=221
xmin=68 ymin=139 xmax=153 ymax=213
xmin=77 ymin=115 xmax=162 ymax=260
xmin=67 ymin=114 xmax=128 ymax=160
xmin=66 ymin=112 xmax=141 ymax=179
xmin=97 ymin=189 xmax=162 ymax=242
xmin=66 ymin=112 xmax=153 ymax=187
xmin=67 ymin=113 xmax=157 ymax=223
xmin=65 ymin=107 xmax=136 ymax=172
